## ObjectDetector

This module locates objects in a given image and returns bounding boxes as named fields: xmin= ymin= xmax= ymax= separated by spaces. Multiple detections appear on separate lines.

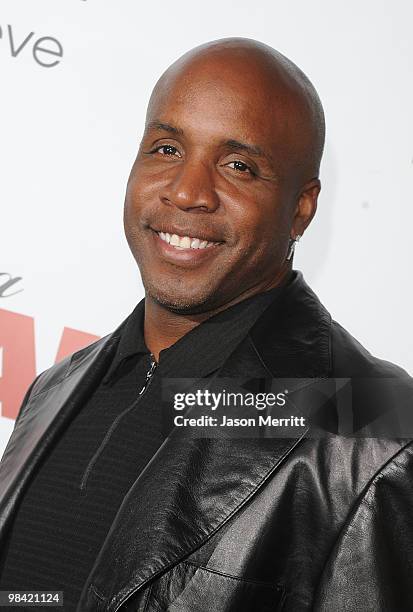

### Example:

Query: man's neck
xmin=143 ymin=266 xmax=292 ymax=362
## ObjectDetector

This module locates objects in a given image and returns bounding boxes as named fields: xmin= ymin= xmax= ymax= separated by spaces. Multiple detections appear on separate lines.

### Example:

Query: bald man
xmin=0 ymin=38 xmax=412 ymax=612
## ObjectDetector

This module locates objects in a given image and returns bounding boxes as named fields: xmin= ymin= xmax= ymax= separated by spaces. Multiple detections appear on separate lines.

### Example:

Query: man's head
xmin=124 ymin=37 xmax=325 ymax=314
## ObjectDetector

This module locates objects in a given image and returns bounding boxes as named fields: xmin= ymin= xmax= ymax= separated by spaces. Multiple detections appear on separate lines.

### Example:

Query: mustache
xmin=143 ymin=213 xmax=230 ymax=243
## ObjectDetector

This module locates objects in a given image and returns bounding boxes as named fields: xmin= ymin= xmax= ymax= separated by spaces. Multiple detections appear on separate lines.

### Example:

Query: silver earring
xmin=286 ymin=234 xmax=301 ymax=260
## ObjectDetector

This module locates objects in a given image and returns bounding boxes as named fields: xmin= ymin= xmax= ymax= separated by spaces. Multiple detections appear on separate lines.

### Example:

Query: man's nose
xmin=160 ymin=159 xmax=220 ymax=213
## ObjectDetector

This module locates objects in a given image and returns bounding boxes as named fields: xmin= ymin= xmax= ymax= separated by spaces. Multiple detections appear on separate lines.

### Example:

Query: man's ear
xmin=291 ymin=178 xmax=321 ymax=237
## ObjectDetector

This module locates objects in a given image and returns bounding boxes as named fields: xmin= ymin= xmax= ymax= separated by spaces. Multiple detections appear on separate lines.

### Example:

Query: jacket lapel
xmin=0 ymin=332 xmax=120 ymax=545
xmin=78 ymin=273 xmax=333 ymax=612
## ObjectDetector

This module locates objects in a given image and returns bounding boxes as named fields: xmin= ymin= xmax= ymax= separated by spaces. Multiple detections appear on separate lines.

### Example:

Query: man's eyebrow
xmin=223 ymin=139 xmax=267 ymax=159
xmin=146 ymin=121 xmax=184 ymax=136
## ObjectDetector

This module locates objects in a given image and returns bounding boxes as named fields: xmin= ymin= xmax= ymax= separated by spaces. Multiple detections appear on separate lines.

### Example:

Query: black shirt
xmin=0 ymin=283 xmax=288 ymax=610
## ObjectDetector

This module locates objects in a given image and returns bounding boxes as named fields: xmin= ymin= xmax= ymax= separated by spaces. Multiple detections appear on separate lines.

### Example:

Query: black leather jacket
xmin=1 ymin=271 xmax=412 ymax=611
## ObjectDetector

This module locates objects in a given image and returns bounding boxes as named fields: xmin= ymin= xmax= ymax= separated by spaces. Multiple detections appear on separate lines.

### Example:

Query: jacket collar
xmin=249 ymin=270 xmax=332 ymax=378
xmin=0 ymin=270 xmax=332 ymax=612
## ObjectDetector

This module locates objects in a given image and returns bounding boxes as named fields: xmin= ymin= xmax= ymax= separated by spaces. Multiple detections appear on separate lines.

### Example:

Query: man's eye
xmin=227 ymin=160 xmax=254 ymax=174
xmin=153 ymin=144 xmax=181 ymax=157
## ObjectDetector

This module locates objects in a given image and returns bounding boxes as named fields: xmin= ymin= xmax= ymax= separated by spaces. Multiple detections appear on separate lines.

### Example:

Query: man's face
xmin=124 ymin=59 xmax=309 ymax=313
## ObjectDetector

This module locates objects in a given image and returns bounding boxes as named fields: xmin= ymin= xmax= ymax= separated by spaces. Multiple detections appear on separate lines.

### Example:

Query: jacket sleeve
xmin=313 ymin=442 xmax=413 ymax=612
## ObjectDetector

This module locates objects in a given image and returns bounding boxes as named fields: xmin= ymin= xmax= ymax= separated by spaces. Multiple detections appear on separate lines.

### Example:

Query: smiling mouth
xmin=153 ymin=229 xmax=223 ymax=250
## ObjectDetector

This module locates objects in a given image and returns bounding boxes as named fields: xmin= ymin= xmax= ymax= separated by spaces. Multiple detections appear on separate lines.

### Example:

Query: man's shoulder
xmin=251 ymin=271 xmax=411 ymax=384
xmin=330 ymin=318 xmax=411 ymax=380
xmin=30 ymin=332 xmax=116 ymax=399
xmin=329 ymin=319 xmax=413 ymax=440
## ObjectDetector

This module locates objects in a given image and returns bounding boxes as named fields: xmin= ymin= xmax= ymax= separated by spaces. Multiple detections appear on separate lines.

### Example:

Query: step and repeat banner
xmin=1 ymin=0 xmax=412 ymax=453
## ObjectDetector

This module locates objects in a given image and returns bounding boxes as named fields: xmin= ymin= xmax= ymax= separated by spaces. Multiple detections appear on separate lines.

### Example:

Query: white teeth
xmin=180 ymin=236 xmax=191 ymax=249
xmin=170 ymin=234 xmax=180 ymax=247
xmin=157 ymin=231 xmax=219 ymax=250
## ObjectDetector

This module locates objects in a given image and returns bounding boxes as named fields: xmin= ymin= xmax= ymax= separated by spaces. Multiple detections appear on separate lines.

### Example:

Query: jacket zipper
xmin=138 ymin=353 xmax=158 ymax=396
xmin=79 ymin=353 xmax=158 ymax=492
xmin=112 ymin=356 xmax=166 ymax=611
xmin=110 ymin=353 xmax=161 ymax=610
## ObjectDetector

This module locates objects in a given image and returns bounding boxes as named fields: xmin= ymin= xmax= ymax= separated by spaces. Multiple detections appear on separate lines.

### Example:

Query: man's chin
xmin=152 ymin=294 xmax=211 ymax=315
xmin=145 ymin=283 xmax=219 ymax=315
